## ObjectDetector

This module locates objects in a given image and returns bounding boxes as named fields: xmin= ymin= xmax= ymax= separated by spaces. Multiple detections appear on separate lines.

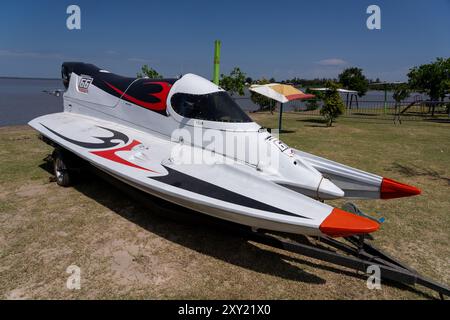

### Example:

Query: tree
xmin=250 ymin=78 xmax=276 ymax=113
xmin=245 ymin=77 xmax=253 ymax=84
xmin=338 ymin=67 xmax=369 ymax=97
xmin=219 ymin=67 xmax=246 ymax=96
xmin=320 ymin=81 xmax=345 ymax=127
xmin=392 ymin=84 xmax=410 ymax=118
xmin=408 ymin=57 xmax=450 ymax=101
xmin=137 ymin=65 xmax=163 ymax=79
xmin=408 ymin=57 xmax=450 ymax=116
xmin=304 ymin=88 xmax=323 ymax=111
xmin=392 ymin=84 xmax=410 ymax=104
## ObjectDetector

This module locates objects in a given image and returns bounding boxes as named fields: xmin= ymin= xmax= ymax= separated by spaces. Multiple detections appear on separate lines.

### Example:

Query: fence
xmin=234 ymin=96 xmax=450 ymax=122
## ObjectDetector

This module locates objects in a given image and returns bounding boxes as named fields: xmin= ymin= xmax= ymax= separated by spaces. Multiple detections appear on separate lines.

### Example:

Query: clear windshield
xmin=171 ymin=91 xmax=252 ymax=123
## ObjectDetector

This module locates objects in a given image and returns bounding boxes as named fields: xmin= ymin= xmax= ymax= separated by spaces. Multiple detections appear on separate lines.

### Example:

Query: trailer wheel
xmin=53 ymin=150 xmax=72 ymax=187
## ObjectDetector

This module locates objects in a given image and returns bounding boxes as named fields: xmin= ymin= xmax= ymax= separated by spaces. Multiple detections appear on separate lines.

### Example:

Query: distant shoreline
xmin=0 ymin=76 xmax=60 ymax=81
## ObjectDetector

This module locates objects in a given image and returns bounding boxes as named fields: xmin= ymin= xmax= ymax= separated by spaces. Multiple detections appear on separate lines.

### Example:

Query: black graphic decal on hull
xmin=40 ymin=124 xmax=129 ymax=149
xmin=151 ymin=166 xmax=310 ymax=219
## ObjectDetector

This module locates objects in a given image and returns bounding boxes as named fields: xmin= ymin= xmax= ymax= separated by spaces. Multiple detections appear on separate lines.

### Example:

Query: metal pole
xmin=213 ymin=40 xmax=221 ymax=85
xmin=278 ymin=102 xmax=283 ymax=133
xmin=384 ymin=83 xmax=387 ymax=115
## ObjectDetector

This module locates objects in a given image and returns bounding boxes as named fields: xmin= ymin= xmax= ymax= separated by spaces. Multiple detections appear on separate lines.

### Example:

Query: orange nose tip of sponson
xmin=319 ymin=208 xmax=380 ymax=238
xmin=380 ymin=178 xmax=421 ymax=200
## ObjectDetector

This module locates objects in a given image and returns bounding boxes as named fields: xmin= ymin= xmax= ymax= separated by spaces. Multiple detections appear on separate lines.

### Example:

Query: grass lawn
xmin=0 ymin=114 xmax=449 ymax=299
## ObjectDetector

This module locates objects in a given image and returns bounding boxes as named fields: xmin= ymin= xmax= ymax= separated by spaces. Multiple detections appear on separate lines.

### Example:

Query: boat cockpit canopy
xmin=170 ymin=91 xmax=252 ymax=123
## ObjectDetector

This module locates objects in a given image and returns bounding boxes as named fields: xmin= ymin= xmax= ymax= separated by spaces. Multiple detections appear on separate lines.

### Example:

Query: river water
xmin=0 ymin=78 xmax=64 ymax=127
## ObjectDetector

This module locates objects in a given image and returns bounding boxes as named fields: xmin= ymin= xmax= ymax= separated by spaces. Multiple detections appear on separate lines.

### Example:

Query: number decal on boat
xmin=78 ymin=75 xmax=93 ymax=93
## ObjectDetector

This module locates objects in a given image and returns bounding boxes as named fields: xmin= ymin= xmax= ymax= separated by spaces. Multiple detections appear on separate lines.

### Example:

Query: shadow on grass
xmin=389 ymin=162 xmax=450 ymax=186
xmin=424 ymin=118 xmax=450 ymax=124
xmin=296 ymin=118 xmax=330 ymax=128
xmin=39 ymin=159 xmax=438 ymax=298
xmin=297 ymin=118 xmax=327 ymax=124
xmin=279 ymin=129 xmax=297 ymax=134
xmin=350 ymin=113 xmax=378 ymax=117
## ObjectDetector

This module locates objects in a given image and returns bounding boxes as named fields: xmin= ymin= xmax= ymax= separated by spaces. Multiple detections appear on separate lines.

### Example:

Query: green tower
xmin=213 ymin=40 xmax=221 ymax=85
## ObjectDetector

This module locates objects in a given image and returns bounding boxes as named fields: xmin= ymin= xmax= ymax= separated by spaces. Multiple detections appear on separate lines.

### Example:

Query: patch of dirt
xmin=0 ymin=181 xmax=12 ymax=194
xmin=0 ymin=190 xmax=8 ymax=201
xmin=37 ymin=247 xmax=73 ymax=265
xmin=8 ymin=136 xmax=31 ymax=142
xmin=4 ymin=287 xmax=29 ymax=300
xmin=93 ymin=238 xmax=182 ymax=287
xmin=15 ymin=184 xmax=48 ymax=198
xmin=53 ymin=230 xmax=69 ymax=238
xmin=0 ymin=233 xmax=6 ymax=248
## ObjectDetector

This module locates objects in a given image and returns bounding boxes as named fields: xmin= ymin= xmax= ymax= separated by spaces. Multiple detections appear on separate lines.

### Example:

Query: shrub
xmin=320 ymin=82 xmax=345 ymax=126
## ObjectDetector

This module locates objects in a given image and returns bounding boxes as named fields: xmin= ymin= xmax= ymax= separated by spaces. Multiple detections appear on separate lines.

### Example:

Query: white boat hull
xmin=27 ymin=62 xmax=420 ymax=238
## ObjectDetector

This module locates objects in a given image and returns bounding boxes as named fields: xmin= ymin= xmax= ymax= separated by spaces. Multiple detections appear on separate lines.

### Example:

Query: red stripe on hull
xmin=91 ymin=140 xmax=157 ymax=173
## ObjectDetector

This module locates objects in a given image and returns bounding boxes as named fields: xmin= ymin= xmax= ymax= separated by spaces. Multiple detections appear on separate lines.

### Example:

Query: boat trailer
xmin=244 ymin=208 xmax=450 ymax=300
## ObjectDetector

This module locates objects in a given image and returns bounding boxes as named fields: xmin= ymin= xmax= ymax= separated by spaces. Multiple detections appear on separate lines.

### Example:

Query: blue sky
xmin=0 ymin=0 xmax=449 ymax=80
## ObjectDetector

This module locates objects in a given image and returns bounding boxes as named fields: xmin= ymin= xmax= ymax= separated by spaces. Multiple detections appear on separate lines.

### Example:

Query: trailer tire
xmin=53 ymin=149 xmax=72 ymax=187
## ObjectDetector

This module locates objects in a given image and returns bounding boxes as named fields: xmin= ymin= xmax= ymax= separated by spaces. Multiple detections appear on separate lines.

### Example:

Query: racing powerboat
xmin=29 ymin=62 xmax=421 ymax=238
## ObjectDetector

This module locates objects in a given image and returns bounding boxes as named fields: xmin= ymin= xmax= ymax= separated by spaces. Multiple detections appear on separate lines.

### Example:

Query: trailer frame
xmin=245 ymin=229 xmax=449 ymax=299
